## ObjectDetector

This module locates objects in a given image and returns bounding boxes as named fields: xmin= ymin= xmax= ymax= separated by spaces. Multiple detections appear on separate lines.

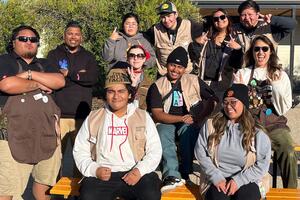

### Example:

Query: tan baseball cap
xmin=105 ymin=68 xmax=131 ymax=88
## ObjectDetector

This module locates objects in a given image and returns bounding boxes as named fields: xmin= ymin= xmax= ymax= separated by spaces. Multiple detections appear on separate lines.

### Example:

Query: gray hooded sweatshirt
xmin=194 ymin=120 xmax=271 ymax=189
xmin=102 ymin=32 xmax=156 ymax=68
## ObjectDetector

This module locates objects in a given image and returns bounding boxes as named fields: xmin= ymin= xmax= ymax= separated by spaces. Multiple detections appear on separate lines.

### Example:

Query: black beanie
xmin=223 ymin=84 xmax=249 ymax=109
xmin=167 ymin=46 xmax=188 ymax=68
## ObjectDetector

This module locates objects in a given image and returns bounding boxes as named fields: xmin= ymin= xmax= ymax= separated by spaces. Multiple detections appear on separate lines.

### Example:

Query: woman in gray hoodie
xmin=102 ymin=13 xmax=156 ymax=68
xmin=194 ymin=84 xmax=271 ymax=200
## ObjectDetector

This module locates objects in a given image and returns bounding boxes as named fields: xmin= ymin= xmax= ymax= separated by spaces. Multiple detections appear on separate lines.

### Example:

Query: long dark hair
xmin=6 ymin=25 xmax=40 ymax=53
xmin=244 ymin=35 xmax=282 ymax=79
xmin=209 ymin=8 xmax=232 ymax=40
xmin=208 ymin=107 xmax=263 ymax=152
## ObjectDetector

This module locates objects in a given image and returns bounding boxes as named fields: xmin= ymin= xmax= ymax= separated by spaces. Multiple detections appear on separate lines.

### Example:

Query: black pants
xmin=205 ymin=182 xmax=261 ymax=200
xmin=79 ymin=172 xmax=161 ymax=200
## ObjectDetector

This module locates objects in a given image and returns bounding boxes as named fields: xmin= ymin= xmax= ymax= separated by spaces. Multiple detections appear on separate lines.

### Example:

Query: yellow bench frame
xmin=50 ymin=177 xmax=200 ymax=200
xmin=266 ymin=188 xmax=300 ymax=200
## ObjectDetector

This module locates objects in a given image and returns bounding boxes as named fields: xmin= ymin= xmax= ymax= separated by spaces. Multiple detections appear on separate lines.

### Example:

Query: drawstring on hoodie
xmin=109 ymin=114 xmax=129 ymax=162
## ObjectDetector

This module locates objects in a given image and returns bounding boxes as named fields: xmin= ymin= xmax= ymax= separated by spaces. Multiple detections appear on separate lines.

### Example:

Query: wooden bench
xmin=50 ymin=177 xmax=200 ymax=200
xmin=272 ymin=145 xmax=300 ymax=187
xmin=266 ymin=188 xmax=300 ymax=200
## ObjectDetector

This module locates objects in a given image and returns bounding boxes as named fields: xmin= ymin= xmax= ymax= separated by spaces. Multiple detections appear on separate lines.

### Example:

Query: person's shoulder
xmin=255 ymin=128 xmax=269 ymax=139
xmin=0 ymin=53 xmax=11 ymax=60
xmin=182 ymin=73 xmax=199 ymax=82
xmin=0 ymin=53 xmax=14 ymax=66
xmin=47 ymin=44 xmax=65 ymax=59
xmin=79 ymin=46 xmax=96 ymax=58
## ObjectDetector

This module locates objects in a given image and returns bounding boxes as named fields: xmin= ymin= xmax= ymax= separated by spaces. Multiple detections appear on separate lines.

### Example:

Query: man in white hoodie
xmin=73 ymin=68 xmax=162 ymax=200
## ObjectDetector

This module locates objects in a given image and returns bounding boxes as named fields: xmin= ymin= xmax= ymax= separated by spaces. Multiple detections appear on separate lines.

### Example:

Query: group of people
xmin=0 ymin=0 xmax=298 ymax=200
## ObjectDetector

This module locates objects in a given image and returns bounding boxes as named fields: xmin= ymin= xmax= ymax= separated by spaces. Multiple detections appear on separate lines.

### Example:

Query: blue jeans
xmin=156 ymin=123 xmax=199 ymax=179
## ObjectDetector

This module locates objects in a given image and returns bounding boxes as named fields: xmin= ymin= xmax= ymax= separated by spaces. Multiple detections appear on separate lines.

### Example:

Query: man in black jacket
xmin=233 ymin=0 xmax=297 ymax=53
xmin=47 ymin=21 xmax=99 ymax=177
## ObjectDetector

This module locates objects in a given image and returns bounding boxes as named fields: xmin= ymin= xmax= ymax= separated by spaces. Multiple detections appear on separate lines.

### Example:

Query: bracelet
xmin=27 ymin=70 xmax=32 ymax=80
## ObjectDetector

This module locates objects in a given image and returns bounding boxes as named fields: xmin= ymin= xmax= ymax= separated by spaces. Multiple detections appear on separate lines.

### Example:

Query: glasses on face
xmin=16 ymin=36 xmax=39 ymax=43
xmin=128 ymin=53 xmax=145 ymax=59
xmin=222 ymin=99 xmax=239 ymax=107
xmin=253 ymin=46 xmax=269 ymax=52
xmin=213 ymin=15 xmax=226 ymax=22
xmin=124 ymin=23 xmax=138 ymax=27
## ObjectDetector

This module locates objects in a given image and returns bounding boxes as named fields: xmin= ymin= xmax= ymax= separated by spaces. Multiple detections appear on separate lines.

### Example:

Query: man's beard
xmin=22 ymin=50 xmax=37 ymax=59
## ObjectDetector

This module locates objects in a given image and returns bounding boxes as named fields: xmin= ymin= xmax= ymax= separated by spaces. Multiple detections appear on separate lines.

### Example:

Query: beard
xmin=21 ymin=50 xmax=37 ymax=59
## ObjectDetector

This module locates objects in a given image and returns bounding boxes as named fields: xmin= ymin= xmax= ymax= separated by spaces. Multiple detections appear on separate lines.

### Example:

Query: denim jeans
xmin=156 ymin=123 xmax=199 ymax=179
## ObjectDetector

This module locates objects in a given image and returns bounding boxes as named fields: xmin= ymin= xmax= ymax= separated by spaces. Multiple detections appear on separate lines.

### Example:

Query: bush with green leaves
xmin=0 ymin=0 xmax=201 ymax=95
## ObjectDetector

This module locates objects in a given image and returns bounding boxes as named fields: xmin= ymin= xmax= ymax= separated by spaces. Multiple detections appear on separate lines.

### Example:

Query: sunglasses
xmin=213 ymin=15 xmax=226 ymax=22
xmin=128 ymin=53 xmax=145 ymax=59
xmin=253 ymin=46 xmax=269 ymax=52
xmin=16 ymin=36 xmax=39 ymax=43
xmin=222 ymin=99 xmax=239 ymax=107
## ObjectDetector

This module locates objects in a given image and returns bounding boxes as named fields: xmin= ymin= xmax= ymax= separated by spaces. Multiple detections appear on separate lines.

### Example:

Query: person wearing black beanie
xmin=166 ymin=46 xmax=188 ymax=68
xmin=195 ymin=83 xmax=271 ymax=200
xmin=147 ymin=47 xmax=218 ymax=193
xmin=223 ymin=84 xmax=249 ymax=109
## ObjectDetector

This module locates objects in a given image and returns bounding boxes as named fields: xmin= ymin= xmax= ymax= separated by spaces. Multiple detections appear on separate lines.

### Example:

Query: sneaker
xmin=160 ymin=176 xmax=186 ymax=193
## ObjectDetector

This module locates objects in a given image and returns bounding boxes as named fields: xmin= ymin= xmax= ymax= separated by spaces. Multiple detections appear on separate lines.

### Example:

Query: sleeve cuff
xmin=89 ymin=162 xmax=100 ymax=177
xmin=211 ymin=173 xmax=226 ymax=186
xmin=232 ymin=175 xmax=243 ymax=189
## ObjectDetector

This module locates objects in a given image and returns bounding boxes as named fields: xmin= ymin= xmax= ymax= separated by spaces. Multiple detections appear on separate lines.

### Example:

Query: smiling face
xmin=166 ymin=63 xmax=185 ymax=82
xmin=240 ymin=7 xmax=259 ymax=29
xmin=127 ymin=47 xmax=146 ymax=70
xmin=160 ymin=12 xmax=178 ymax=30
xmin=253 ymin=39 xmax=271 ymax=68
xmin=213 ymin=11 xmax=229 ymax=31
xmin=223 ymin=97 xmax=244 ymax=123
xmin=64 ymin=27 xmax=82 ymax=52
xmin=106 ymin=84 xmax=131 ymax=117
xmin=13 ymin=29 xmax=39 ymax=60
xmin=123 ymin=17 xmax=138 ymax=37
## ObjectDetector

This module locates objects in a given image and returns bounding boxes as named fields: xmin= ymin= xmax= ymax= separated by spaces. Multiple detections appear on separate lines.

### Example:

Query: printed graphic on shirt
xmin=108 ymin=126 xmax=128 ymax=136
xmin=107 ymin=120 xmax=129 ymax=162
xmin=58 ymin=59 xmax=68 ymax=70
xmin=172 ymin=91 xmax=183 ymax=107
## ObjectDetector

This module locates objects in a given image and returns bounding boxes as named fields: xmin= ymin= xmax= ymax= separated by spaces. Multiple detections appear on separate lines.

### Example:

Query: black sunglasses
xmin=213 ymin=15 xmax=226 ymax=22
xmin=16 ymin=36 xmax=39 ymax=43
xmin=128 ymin=53 xmax=145 ymax=59
xmin=253 ymin=46 xmax=269 ymax=52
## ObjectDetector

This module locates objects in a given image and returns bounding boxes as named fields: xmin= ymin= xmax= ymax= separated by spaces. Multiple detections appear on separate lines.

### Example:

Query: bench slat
xmin=266 ymin=188 xmax=300 ymax=200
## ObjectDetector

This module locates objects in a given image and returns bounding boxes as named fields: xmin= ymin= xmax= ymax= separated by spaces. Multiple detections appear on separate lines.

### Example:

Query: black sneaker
xmin=160 ymin=176 xmax=186 ymax=193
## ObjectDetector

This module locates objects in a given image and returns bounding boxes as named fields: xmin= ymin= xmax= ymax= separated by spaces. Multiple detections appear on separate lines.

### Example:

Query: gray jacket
xmin=194 ymin=120 xmax=271 ymax=189
xmin=102 ymin=32 xmax=156 ymax=68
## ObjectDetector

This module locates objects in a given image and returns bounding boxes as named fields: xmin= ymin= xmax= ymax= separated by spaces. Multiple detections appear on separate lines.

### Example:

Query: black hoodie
xmin=47 ymin=44 xmax=99 ymax=119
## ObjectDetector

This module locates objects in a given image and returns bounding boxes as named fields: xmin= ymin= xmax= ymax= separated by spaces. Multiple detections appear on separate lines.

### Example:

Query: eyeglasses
xmin=128 ymin=53 xmax=145 ymax=59
xmin=213 ymin=15 xmax=226 ymax=22
xmin=124 ymin=23 xmax=138 ymax=27
xmin=16 ymin=36 xmax=39 ymax=43
xmin=222 ymin=99 xmax=239 ymax=107
xmin=253 ymin=46 xmax=269 ymax=52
